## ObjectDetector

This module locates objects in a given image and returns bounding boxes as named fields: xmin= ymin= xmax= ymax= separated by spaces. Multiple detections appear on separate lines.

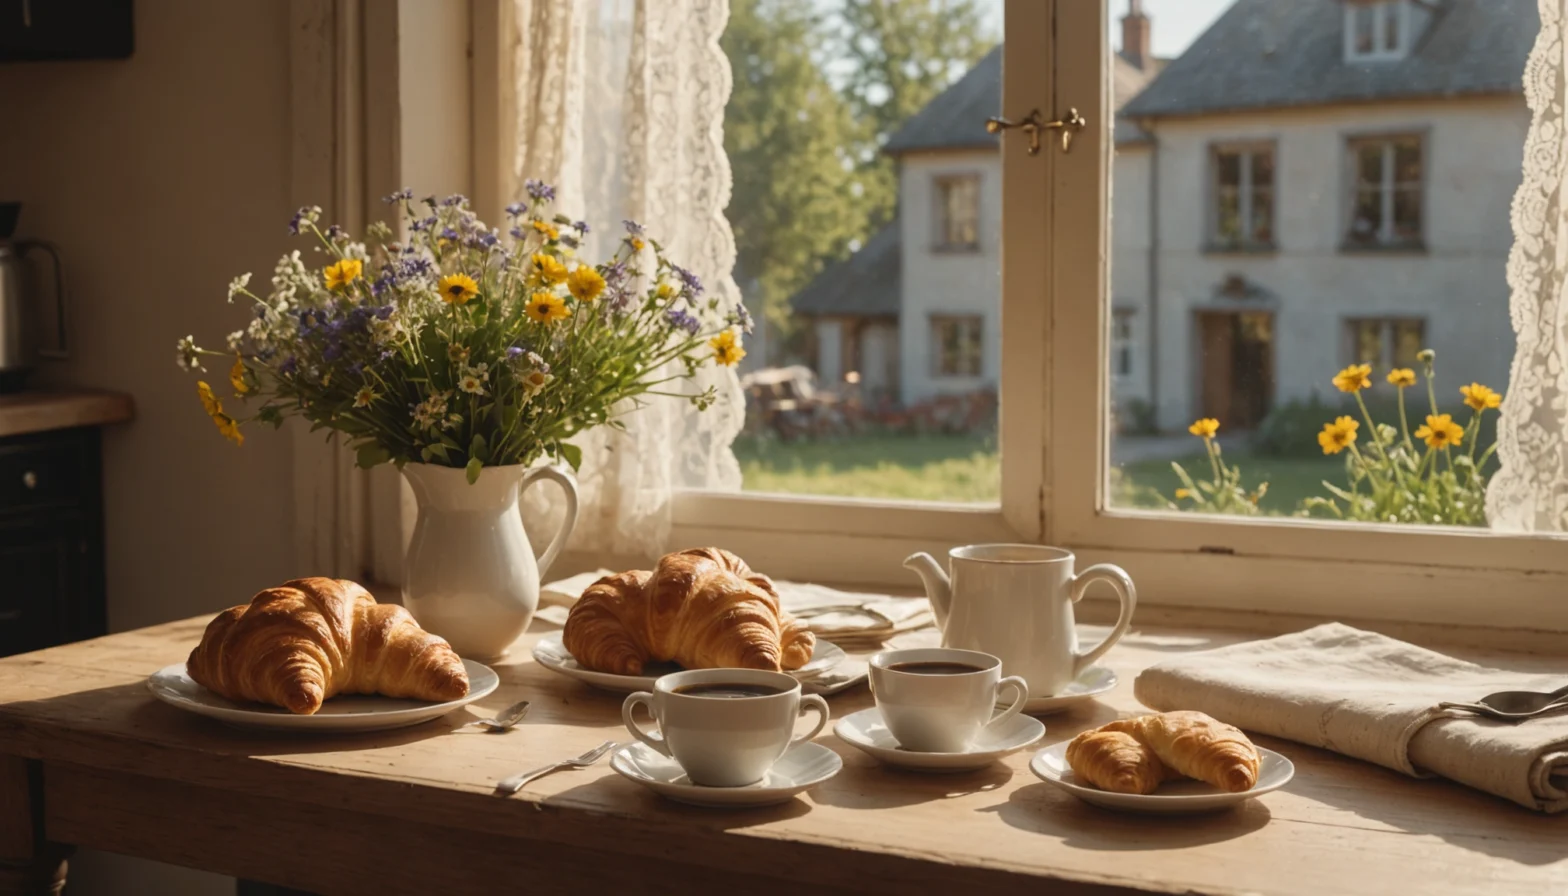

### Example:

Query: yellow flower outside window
xmin=1317 ymin=416 xmax=1359 ymax=455
xmin=1188 ymin=417 xmax=1219 ymax=439
xmin=1415 ymin=413 xmax=1464 ymax=449
xmin=323 ymin=258 xmax=362 ymax=290
xmin=1386 ymin=368 xmax=1416 ymax=388
xmin=1460 ymin=383 xmax=1502 ymax=411
xmin=1333 ymin=363 xmax=1372 ymax=393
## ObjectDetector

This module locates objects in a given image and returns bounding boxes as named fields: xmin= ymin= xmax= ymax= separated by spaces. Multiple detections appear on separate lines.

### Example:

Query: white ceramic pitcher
xmin=401 ymin=462 xmax=578 ymax=662
xmin=903 ymin=544 xmax=1136 ymax=697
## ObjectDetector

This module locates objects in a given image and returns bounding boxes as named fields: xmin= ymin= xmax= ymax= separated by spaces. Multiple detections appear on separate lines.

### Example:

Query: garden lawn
xmin=1114 ymin=452 xmax=1347 ymax=517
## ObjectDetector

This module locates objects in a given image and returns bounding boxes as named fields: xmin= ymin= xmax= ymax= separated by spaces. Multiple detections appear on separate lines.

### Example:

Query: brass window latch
xmin=985 ymin=108 xmax=1088 ymax=155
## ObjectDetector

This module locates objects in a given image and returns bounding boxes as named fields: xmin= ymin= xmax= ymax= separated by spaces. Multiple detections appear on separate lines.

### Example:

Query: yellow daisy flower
xmin=656 ymin=280 xmax=677 ymax=301
xmin=353 ymin=386 xmax=378 ymax=408
xmin=532 ymin=253 xmax=569 ymax=285
xmin=526 ymin=291 xmax=571 ymax=324
xmin=1317 ymin=416 xmax=1359 ymax=455
xmin=709 ymin=329 xmax=746 ymax=367
xmin=438 ymin=273 xmax=479 ymax=305
xmin=629 ymin=236 xmax=646 ymax=252
xmin=1174 ymin=488 xmax=1192 ymax=500
xmin=323 ymin=258 xmax=362 ymax=290
xmin=1387 ymin=368 xmax=1416 ymax=388
xmin=213 ymin=413 xmax=243 ymax=446
xmin=1415 ymin=413 xmax=1465 ymax=449
xmin=1188 ymin=417 xmax=1220 ymax=438
xmin=229 ymin=357 xmax=249 ymax=396
xmin=531 ymin=219 xmax=559 ymax=241
xmin=197 ymin=380 xmax=222 ymax=417
xmin=567 ymin=266 xmax=606 ymax=303
xmin=1333 ymin=363 xmax=1372 ymax=393
xmin=1460 ymin=383 xmax=1502 ymax=411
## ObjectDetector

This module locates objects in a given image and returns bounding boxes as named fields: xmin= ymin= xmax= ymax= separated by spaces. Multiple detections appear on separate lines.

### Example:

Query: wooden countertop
xmin=0 ymin=389 xmax=134 ymax=439
xmin=1 ymin=619 xmax=1564 ymax=894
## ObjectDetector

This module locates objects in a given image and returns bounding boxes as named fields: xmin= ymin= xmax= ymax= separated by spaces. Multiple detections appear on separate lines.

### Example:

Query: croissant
xmin=563 ymin=547 xmax=816 ymax=675
xmin=1132 ymin=711 xmax=1261 ymax=793
xmin=187 ymin=577 xmax=469 ymax=715
xmin=1066 ymin=728 xmax=1169 ymax=795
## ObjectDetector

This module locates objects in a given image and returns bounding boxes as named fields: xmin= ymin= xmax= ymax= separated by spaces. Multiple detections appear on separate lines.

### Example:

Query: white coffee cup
xmin=868 ymin=647 xmax=1028 ymax=753
xmin=622 ymin=668 xmax=830 ymax=787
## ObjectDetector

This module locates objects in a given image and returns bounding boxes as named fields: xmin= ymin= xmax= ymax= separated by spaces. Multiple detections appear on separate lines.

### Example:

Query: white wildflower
xmin=371 ymin=319 xmax=399 ymax=345
xmin=225 ymin=329 xmax=245 ymax=352
xmin=175 ymin=335 xmax=204 ymax=371
xmin=461 ymin=362 xmax=490 ymax=383
xmin=458 ymin=373 xmax=486 ymax=396
xmin=343 ymin=242 xmax=369 ymax=262
xmin=520 ymin=370 xmax=553 ymax=401
xmin=226 ymin=272 xmax=252 ymax=302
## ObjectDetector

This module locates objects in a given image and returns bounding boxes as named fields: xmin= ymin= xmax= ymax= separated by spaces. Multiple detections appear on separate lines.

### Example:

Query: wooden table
xmin=1 ymin=619 xmax=1565 ymax=895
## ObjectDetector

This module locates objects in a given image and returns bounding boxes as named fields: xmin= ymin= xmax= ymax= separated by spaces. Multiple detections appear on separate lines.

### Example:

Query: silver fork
xmin=494 ymin=740 xmax=618 ymax=796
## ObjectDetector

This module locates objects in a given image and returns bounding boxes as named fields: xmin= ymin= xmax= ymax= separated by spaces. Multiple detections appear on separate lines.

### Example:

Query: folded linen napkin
xmin=1134 ymin=622 xmax=1568 ymax=813
xmin=534 ymin=570 xmax=934 ymax=645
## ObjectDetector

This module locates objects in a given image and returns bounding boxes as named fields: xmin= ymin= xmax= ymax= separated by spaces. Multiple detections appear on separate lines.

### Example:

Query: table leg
xmin=0 ymin=757 xmax=71 ymax=896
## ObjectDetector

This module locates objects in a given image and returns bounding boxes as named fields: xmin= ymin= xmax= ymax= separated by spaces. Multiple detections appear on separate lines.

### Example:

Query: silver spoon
xmin=1474 ymin=683 xmax=1568 ymax=715
xmin=460 ymin=700 xmax=531 ymax=731
xmin=494 ymin=740 xmax=618 ymax=795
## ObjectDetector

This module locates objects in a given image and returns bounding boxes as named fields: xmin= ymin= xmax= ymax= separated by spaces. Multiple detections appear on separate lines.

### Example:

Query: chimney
xmin=1122 ymin=0 xmax=1152 ymax=70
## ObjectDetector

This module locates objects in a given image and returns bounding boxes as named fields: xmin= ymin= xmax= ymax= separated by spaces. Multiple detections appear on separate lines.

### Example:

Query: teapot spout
xmin=903 ymin=552 xmax=952 ymax=630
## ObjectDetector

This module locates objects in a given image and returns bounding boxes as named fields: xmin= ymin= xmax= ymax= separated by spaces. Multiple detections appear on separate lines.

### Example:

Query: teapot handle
xmin=1070 ymin=563 xmax=1137 ymax=677
xmin=16 ymin=240 xmax=67 ymax=359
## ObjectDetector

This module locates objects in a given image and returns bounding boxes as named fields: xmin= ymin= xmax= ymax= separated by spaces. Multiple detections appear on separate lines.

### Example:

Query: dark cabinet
xmin=0 ymin=427 xmax=107 ymax=657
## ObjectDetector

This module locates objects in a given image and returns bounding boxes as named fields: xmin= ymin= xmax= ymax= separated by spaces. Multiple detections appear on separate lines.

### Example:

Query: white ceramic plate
xmin=1029 ymin=741 xmax=1295 ymax=813
xmin=1009 ymin=666 xmax=1119 ymax=715
xmin=834 ymin=707 xmax=1046 ymax=773
xmin=610 ymin=740 xmax=841 ymax=808
xmin=532 ymin=631 xmax=847 ymax=694
xmin=146 ymin=660 xmax=500 ymax=733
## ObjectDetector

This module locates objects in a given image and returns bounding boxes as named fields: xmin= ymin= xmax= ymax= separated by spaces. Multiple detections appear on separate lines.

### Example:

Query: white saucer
xmin=834 ymin=707 xmax=1046 ymax=773
xmin=1012 ymin=666 xmax=1119 ymax=715
xmin=609 ymin=741 xmax=842 ymax=807
xmin=532 ymin=631 xmax=847 ymax=694
xmin=1029 ymin=741 xmax=1295 ymax=813
xmin=146 ymin=660 xmax=500 ymax=733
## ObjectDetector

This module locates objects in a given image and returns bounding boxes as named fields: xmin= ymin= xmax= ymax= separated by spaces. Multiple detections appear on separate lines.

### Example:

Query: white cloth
xmin=512 ymin=0 xmax=745 ymax=558
xmin=1134 ymin=623 xmax=1568 ymax=813
xmin=1491 ymin=0 xmax=1568 ymax=529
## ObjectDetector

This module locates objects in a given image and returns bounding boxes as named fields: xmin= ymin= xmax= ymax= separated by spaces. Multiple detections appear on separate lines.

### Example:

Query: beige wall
xmin=0 ymin=2 xmax=298 ymax=893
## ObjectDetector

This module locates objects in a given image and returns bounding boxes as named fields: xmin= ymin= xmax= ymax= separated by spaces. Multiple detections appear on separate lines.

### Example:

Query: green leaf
xmin=558 ymin=442 xmax=583 ymax=471
xmin=465 ymin=457 xmax=482 ymax=484
xmin=355 ymin=443 xmax=391 ymax=469
xmin=470 ymin=432 xmax=488 ymax=462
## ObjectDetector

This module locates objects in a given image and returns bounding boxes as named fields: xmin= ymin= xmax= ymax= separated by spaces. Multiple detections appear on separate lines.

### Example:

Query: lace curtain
xmin=1489 ymin=0 xmax=1568 ymax=531
xmin=512 ymin=0 xmax=745 ymax=558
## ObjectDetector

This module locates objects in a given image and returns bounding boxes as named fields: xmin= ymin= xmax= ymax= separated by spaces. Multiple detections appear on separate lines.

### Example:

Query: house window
xmin=1211 ymin=144 xmax=1274 ymax=249
xmin=1346 ymin=1 xmax=1409 ymax=61
xmin=1347 ymin=318 xmax=1425 ymax=370
xmin=934 ymin=175 xmax=980 ymax=251
xmin=931 ymin=315 xmax=982 ymax=377
xmin=1112 ymin=309 xmax=1135 ymax=378
xmin=1345 ymin=135 xmax=1423 ymax=249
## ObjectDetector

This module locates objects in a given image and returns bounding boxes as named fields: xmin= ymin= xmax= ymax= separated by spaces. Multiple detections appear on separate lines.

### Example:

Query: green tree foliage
xmin=723 ymin=0 xmax=868 ymax=345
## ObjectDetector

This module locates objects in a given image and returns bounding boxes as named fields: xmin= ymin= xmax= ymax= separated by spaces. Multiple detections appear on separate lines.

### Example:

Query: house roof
xmin=1121 ymin=0 xmax=1538 ymax=121
xmin=788 ymin=220 xmax=900 ymax=318
xmin=883 ymin=46 xmax=1167 ymax=155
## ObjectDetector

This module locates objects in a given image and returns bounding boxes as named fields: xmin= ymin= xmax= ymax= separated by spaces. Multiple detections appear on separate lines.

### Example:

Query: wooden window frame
xmin=1344 ymin=316 xmax=1426 ymax=370
xmin=931 ymin=314 xmax=984 ymax=378
xmin=932 ymin=173 xmax=982 ymax=253
xmin=1345 ymin=0 xmax=1410 ymax=62
xmin=1344 ymin=133 xmax=1425 ymax=250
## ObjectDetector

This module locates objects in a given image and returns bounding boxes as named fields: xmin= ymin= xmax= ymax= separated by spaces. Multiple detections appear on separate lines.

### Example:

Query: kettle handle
xmin=15 ymin=239 xmax=66 ymax=359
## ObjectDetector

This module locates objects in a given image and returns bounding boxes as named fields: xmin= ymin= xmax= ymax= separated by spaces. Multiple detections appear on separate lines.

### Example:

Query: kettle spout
xmin=903 ymin=552 xmax=952 ymax=630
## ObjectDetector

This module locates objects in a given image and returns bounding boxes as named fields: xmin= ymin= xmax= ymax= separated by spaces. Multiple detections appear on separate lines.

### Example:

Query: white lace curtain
xmin=1490 ymin=0 xmax=1568 ymax=531
xmin=512 ymin=0 xmax=744 ymax=559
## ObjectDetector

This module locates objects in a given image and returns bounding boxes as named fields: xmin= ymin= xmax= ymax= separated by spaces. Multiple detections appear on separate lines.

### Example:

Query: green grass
xmin=735 ymin=431 xmax=1348 ymax=515
xmin=733 ymin=432 xmax=1000 ymax=502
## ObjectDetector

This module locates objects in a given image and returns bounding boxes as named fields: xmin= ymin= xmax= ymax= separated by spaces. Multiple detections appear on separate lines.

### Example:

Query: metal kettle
xmin=0 ymin=202 xmax=68 ymax=392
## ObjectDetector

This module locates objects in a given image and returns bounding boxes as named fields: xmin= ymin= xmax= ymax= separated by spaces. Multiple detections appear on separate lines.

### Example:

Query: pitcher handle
xmin=1070 ymin=563 xmax=1137 ymax=677
xmin=519 ymin=465 xmax=578 ymax=579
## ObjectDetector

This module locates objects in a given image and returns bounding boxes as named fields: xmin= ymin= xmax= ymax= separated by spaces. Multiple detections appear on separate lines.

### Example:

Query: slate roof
xmin=788 ymin=220 xmax=900 ymax=317
xmin=1122 ymin=0 xmax=1538 ymax=121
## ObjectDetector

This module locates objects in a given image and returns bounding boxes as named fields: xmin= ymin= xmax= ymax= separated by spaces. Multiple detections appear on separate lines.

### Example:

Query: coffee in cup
xmin=869 ymin=647 xmax=1028 ymax=753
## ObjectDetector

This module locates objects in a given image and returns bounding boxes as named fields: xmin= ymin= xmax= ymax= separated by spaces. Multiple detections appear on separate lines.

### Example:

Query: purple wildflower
xmin=476 ymin=232 xmax=500 ymax=249
xmin=728 ymin=302 xmax=754 ymax=334
xmin=410 ymin=216 xmax=435 ymax=233
xmin=573 ymin=220 xmax=590 ymax=234
xmin=440 ymin=194 xmax=467 ymax=208
xmin=287 ymin=207 xmax=310 ymax=235
xmin=665 ymin=308 xmax=701 ymax=334
xmin=524 ymin=180 xmax=556 ymax=202
xmin=623 ymin=219 xmax=645 ymax=235
xmin=375 ymin=305 xmax=394 ymax=320
xmin=383 ymin=188 xmax=414 ymax=203
xmin=323 ymin=342 xmax=344 ymax=362
xmin=440 ymin=227 xmax=460 ymax=241
xmin=509 ymin=226 xmax=526 ymax=239
xmin=672 ymin=265 xmax=704 ymax=296
xmin=505 ymin=202 xmax=525 ymax=218
xmin=506 ymin=346 xmax=525 ymax=360
xmin=279 ymin=356 xmax=299 ymax=376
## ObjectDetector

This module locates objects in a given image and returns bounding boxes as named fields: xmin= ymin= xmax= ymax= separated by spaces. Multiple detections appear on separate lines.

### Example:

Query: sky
xmin=1111 ymin=0 xmax=1233 ymax=59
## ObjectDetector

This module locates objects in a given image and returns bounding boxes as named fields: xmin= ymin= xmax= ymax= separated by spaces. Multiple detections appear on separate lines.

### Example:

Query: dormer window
xmin=1346 ymin=0 xmax=1411 ymax=61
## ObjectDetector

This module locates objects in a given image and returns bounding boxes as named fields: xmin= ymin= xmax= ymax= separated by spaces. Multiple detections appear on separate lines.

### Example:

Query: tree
xmin=722 ymin=0 xmax=869 ymax=351
xmin=835 ymin=0 xmax=995 ymax=229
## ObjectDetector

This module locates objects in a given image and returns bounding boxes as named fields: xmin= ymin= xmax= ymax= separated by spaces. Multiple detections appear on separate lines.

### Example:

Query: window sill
xmin=1338 ymin=241 xmax=1428 ymax=255
xmin=1201 ymin=242 xmax=1278 ymax=256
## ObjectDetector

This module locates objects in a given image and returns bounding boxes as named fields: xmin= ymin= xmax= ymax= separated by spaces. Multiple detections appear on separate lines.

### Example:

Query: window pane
xmin=1107 ymin=2 xmax=1525 ymax=529
xmin=727 ymin=0 xmax=1002 ymax=504
xmin=1215 ymin=151 xmax=1241 ymax=186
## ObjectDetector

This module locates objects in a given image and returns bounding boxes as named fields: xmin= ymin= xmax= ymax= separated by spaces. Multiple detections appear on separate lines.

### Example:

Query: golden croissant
xmin=187 ymin=577 xmax=469 ymax=715
xmin=1132 ymin=710 xmax=1260 ymax=793
xmin=1065 ymin=728 xmax=1169 ymax=795
xmin=563 ymin=547 xmax=815 ymax=675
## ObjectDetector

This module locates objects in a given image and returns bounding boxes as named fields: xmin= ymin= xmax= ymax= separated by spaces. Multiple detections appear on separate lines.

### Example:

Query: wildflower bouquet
xmin=1302 ymin=350 xmax=1500 ymax=525
xmin=176 ymin=183 xmax=748 ymax=482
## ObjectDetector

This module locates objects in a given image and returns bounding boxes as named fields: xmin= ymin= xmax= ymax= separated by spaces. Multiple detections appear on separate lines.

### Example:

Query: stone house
xmin=790 ymin=0 xmax=1536 ymax=430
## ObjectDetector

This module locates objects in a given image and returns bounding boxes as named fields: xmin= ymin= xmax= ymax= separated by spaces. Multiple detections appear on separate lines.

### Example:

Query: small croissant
xmin=1065 ymin=728 xmax=1169 ymax=795
xmin=563 ymin=547 xmax=815 ymax=675
xmin=1133 ymin=711 xmax=1261 ymax=793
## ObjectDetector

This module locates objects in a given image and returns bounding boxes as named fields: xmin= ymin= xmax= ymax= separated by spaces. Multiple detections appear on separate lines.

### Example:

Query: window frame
xmin=1345 ymin=0 xmax=1411 ymax=62
xmin=932 ymin=172 xmax=982 ymax=253
xmin=930 ymin=314 xmax=984 ymax=378
xmin=1111 ymin=308 xmax=1135 ymax=379
xmin=1207 ymin=141 xmax=1277 ymax=252
xmin=1343 ymin=132 xmax=1426 ymax=251
xmin=1344 ymin=316 xmax=1426 ymax=371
